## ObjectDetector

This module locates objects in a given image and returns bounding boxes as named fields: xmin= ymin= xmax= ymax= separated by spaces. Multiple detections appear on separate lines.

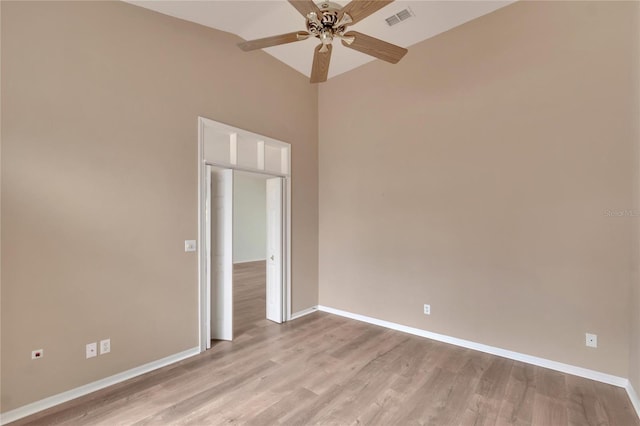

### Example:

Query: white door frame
xmin=197 ymin=117 xmax=292 ymax=352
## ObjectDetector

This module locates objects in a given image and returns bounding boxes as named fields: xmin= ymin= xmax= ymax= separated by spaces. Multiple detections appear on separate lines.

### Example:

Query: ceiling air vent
xmin=385 ymin=8 xmax=414 ymax=27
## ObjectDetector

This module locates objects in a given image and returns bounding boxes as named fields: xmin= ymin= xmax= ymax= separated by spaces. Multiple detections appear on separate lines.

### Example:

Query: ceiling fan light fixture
xmin=334 ymin=12 xmax=353 ymax=28
xmin=319 ymin=28 xmax=333 ymax=44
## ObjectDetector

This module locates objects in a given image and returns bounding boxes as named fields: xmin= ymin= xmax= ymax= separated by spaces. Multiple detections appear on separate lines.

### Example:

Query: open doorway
xmin=205 ymin=166 xmax=286 ymax=347
xmin=232 ymin=171 xmax=269 ymax=339
xmin=198 ymin=116 xmax=291 ymax=352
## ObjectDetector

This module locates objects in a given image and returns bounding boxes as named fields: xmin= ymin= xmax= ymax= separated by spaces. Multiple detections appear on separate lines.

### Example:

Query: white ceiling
xmin=127 ymin=0 xmax=514 ymax=80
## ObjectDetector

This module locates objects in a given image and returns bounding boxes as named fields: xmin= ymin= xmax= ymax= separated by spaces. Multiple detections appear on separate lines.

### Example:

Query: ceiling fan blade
xmin=310 ymin=44 xmax=332 ymax=83
xmin=288 ymin=0 xmax=322 ymax=18
xmin=238 ymin=31 xmax=310 ymax=51
xmin=342 ymin=31 xmax=407 ymax=64
xmin=339 ymin=0 xmax=394 ymax=25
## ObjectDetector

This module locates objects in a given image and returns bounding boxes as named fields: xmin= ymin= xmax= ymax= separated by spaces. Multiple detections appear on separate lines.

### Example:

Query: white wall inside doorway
xmin=233 ymin=172 xmax=267 ymax=263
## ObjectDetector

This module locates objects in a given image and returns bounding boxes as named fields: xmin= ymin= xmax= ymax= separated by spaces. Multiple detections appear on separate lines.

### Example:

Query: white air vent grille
xmin=385 ymin=8 xmax=414 ymax=26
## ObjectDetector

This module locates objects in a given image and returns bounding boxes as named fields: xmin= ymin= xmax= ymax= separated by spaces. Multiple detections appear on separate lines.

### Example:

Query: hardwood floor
xmin=233 ymin=261 xmax=267 ymax=340
xmin=11 ymin=261 xmax=639 ymax=425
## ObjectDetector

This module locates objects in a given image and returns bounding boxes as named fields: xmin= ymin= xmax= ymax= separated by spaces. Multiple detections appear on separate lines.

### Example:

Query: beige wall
xmin=319 ymin=1 xmax=638 ymax=378
xmin=0 ymin=0 xmax=3 ymax=412
xmin=1 ymin=1 xmax=318 ymax=412
xmin=632 ymin=1 xmax=640 ymax=395
xmin=2 ymin=0 xmax=639 ymax=416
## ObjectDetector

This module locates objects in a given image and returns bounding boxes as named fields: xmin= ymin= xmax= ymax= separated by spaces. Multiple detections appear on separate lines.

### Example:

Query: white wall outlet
xmin=586 ymin=333 xmax=597 ymax=348
xmin=184 ymin=240 xmax=196 ymax=252
xmin=423 ymin=304 xmax=431 ymax=315
xmin=31 ymin=349 xmax=44 ymax=359
xmin=100 ymin=339 xmax=111 ymax=355
xmin=86 ymin=342 xmax=97 ymax=358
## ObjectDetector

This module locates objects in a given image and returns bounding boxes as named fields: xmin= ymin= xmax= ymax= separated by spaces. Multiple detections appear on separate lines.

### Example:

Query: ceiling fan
xmin=238 ymin=0 xmax=408 ymax=83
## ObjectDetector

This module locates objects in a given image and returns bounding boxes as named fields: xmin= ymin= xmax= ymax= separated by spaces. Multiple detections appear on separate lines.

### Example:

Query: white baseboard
xmin=626 ymin=382 xmax=640 ymax=419
xmin=0 ymin=346 xmax=200 ymax=425
xmin=290 ymin=305 xmax=318 ymax=320
xmin=3 ymin=313 xmax=639 ymax=424
xmin=317 ymin=305 xmax=629 ymax=388
xmin=233 ymin=258 xmax=266 ymax=264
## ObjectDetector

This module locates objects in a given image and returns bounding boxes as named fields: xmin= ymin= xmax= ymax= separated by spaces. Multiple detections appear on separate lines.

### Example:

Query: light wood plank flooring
xmin=233 ymin=261 xmax=267 ymax=340
xmin=12 ymin=261 xmax=639 ymax=425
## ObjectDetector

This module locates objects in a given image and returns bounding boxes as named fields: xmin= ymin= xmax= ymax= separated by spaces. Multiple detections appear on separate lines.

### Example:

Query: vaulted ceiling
xmin=127 ymin=1 xmax=514 ymax=80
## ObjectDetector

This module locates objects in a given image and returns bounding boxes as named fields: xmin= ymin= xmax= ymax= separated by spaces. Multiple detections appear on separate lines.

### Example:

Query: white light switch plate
xmin=184 ymin=240 xmax=196 ymax=252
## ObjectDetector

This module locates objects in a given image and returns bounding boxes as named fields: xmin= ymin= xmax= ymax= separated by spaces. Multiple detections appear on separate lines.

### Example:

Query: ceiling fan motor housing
xmin=306 ymin=2 xmax=348 ymax=43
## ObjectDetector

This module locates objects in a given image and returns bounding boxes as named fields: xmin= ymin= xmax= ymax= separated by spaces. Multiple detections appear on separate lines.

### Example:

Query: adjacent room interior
xmin=232 ymin=170 xmax=269 ymax=339
xmin=1 ymin=0 xmax=639 ymax=424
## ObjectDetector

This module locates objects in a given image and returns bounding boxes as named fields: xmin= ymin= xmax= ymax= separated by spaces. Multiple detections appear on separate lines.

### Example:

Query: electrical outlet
xmin=423 ymin=304 xmax=431 ymax=315
xmin=86 ymin=342 xmax=97 ymax=358
xmin=585 ymin=333 xmax=597 ymax=348
xmin=100 ymin=339 xmax=111 ymax=355
xmin=31 ymin=349 xmax=44 ymax=359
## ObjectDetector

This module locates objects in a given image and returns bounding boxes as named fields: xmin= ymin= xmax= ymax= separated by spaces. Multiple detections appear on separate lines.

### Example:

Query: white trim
xmin=0 ymin=347 xmax=200 ymax=425
xmin=229 ymin=133 xmax=237 ymax=165
xmin=205 ymin=161 xmax=288 ymax=178
xmin=257 ymin=141 xmax=265 ymax=171
xmin=204 ymin=165 xmax=212 ymax=350
xmin=284 ymin=176 xmax=291 ymax=321
xmin=198 ymin=117 xmax=292 ymax=345
xmin=3 ymin=315 xmax=638 ymax=424
xmin=233 ymin=258 xmax=267 ymax=264
xmin=317 ymin=305 xmax=628 ymax=388
xmin=626 ymin=382 xmax=640 ymax=419
xmin=290 ymin=305 xmax=318 ymax=320
xmin=198 ymin=117 xmax=206 ymax=352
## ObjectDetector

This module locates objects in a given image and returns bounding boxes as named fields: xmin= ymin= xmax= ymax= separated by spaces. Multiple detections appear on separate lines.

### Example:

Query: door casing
xmin=198 ymin=117 xmax=291 ymax=352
